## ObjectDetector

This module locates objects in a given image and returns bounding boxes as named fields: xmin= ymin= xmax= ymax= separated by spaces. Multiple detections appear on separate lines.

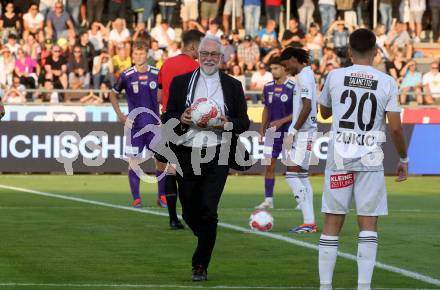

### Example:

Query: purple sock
xmin=156 ymin=170 xmax=166 ymax=197
xmin=128 ymin=170 xmax=140 ymax=200
xmin=265 ymin=178 xmax=275 ymax=198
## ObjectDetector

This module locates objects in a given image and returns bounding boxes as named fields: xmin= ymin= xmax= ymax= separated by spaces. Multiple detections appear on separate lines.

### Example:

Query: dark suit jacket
xmin=162 ymin=69 xmax=251 ymax=170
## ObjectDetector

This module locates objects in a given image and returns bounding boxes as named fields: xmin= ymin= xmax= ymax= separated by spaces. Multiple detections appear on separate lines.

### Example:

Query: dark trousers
xmin=175 ymin=145 xmax=229 ymax=269
xmin=432 ymin=7 xmax=440 ymax=42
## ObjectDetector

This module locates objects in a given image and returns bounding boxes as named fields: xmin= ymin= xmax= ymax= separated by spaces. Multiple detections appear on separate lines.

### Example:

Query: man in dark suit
xmin=162 ymin=35 xmax=250 ymax=282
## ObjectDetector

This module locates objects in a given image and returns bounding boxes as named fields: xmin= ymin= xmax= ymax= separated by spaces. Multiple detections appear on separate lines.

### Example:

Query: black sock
xmin=166 ymin=174 xmax=178 ymax=223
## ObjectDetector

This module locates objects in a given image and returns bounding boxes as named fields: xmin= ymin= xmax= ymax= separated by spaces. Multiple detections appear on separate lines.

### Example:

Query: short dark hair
xmin=182 ymin=29 xmax=205 ymax=47
xmin=349 ymin=28 xmax=376 ymax=55
xmin=269 ymin=56 xmax=282 ymax=66
xmin=279 ymin=46 xmax=309 ymax=64
xmin=132 ymin=39 xmax=149 ymax=51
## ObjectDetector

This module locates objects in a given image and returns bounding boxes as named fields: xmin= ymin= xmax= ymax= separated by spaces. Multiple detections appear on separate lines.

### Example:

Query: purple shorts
xmin=263 ymin=131 xmax=286 ymax=159
xmin=125 ymin=127 xmax=161 ymax=157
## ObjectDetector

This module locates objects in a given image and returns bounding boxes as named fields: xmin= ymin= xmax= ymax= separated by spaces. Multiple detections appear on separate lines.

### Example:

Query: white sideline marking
xmin=0 ymin=284 xmax=437 ymax=290
xmin=0 ymin=184 xmax=439 ymax=288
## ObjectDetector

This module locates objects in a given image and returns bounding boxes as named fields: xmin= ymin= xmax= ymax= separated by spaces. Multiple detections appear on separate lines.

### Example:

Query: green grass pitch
xmin=0 ymin=174 xmax=439 ymax=290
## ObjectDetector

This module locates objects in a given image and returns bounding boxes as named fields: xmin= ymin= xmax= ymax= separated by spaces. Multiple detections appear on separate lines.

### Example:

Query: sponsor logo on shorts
xmin=330 ymin=173 xmax=354 ymax=189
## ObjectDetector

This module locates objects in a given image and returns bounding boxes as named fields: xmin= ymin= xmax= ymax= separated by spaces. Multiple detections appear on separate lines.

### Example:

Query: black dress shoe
xmin=192 ymin=265 xmax=208 ymax=281
xmin=170 ymin=219 xmax=185 ymax=230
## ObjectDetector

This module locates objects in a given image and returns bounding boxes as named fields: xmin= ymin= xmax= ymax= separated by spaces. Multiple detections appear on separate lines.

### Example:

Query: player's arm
xmin=387 ymin=111 xmax=408 ymax=182
xmin=270 ymin=114 xmax=292 ymax=130
xmin=320 ymin=104 xmax=332 ymax=119
xmin=110 ymin=91 xmax=126 ymax=123
xmin=291 ymin=98 xmax=311 ymax=133
xmin=260 ymin=106 xmax=269 ymax=137
xmin=157 ymin=88 xmax=163 ymax=104
xmin=110 ymin=74 xmax=127 ymax=123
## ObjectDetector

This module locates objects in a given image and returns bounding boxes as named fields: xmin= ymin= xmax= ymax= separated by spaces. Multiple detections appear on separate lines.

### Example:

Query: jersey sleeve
xmin=113 ymin=72 xmax=126 ymax=94
xmin=298 ymin=71 xmax=315 ymax=101
xmin=385 ymin=79 xmax=402 ymax=113
xmin=319 ymin=73 xmax=332 ymax=108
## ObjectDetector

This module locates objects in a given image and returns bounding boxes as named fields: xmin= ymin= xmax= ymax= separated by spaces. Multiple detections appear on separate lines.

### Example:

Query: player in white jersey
xmin=318 ymin=29 xmax=408 ymax=290
xmin=280 ymin=47 xmax=318 ymax=233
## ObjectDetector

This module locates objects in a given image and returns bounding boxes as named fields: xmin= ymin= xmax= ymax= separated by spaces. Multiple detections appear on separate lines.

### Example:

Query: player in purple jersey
xmin=110 ymin=39 xmax=168 ymax=209
xmin=256 ymin=57 xmax=295 ymax=209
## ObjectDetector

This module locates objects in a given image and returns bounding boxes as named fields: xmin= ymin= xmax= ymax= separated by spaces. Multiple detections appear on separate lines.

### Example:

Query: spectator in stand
xmin=147 ymin=40 xmax=165 ymax=66
xmin=0 ymin=47 xmax=15 ymax=89
xmin=206 ymin=19 xmax=224 ymax=38
xmin=2 ymin=75 xmax=26 ymax=104
xmin=187 ymin=19 xmax=206 ymax=33
xmin=200 ymin=0 xmax=219 ymax=29
xmin=265 ymin=0 xmax=282 ymax=24
xmin=230 ymin=29 xmax=242 ymax=49
xmin=422 ymin=62 xmax=440 ymax=103
xmin=108 ymin=0 xmax=128 ymax=22
xmin=220 ymin=35 xmax=235 ymax=70
xmin=151 ymin=20 xmax=176 ymax=49
xmin=92 ymin=49 xmax=115 ymax=90
xmin=66 ymin=0 xmax=82 ymax=29
xmin=229 ymin=64 xmax=247 ymax=92
xmin=261 ymin=47 xmax=281 ymax=64
xmin=379 ymin=0 xmax=393 ymax=33
xmin=131 ymin=0 xmax=155 ymax=24
xmin=109 ymin=18 xmax=131 ymax=56
xmin=250 ymin=62 xmax=273 ymax=91
xmin=40 ymin=39 xmax=53 ymax=68
xmin=319 ymin=46 xmax=340 ymax=74
xmin=237 ymin=35 xmax=260 ymax=72
xmin=167 ymin=41 xmax=182 ymax=57
xmin=88 ymin=22 xmax=108 ymax=54
xmin=181 ymin=0 xmax=199 ymax=31
xmin=38 ymin=79 xmax=60 ymax=103
xmin=113 ymin=45 xmax=132 ymax=78
xmin=385 ymin=21 xmax=413 ymax=60
xmin=298 ymin=0 xmax=315 ymax=32
xmin=305 ymin=23 xmax=324 ymax=62
xmin=133 ymin=22 xmax=151 ymax=41
xmin=400 ymin=60 xmax=424 ymax=104
xmin=385 ymin=50 xmax=408 ymax=84
xmin=328 ymin=20 xmax=352 ymax=61
xmin=47 ymin=1 xmax=76 ymax=41
xmin=67 ymin=45 xmax=91 ymax=90
xmin=22 ymin=34 xmax=41 ymax=61
xmin=39 ymin=0 xmax=57 ymax=18
xmin=45 ymin=45 xmax=68 ymax=89
xmin=158 ymin=0 xmax=178 ymax=25
xmin=78 ymin=31 xmax=96 ymax=70
xmin=23 ymin=4 xmax=45 ymax=42
xmin=281 ymin=18 xmax=305 ymax=48
xmin=431 ymin=0 xmax=440 ymax=43
xmin=87 ymin=0 xmax=104 ymax=25
xmin=5 ymin=34 xmax=20 ymax=58
xmin=374 ymin=24 xmax=389 ymax=59
xmin=256 ymin=19 xmax=278 ymax=55
xmin=223 ymin=0 xmax=243 ymax=35
xmin=15 ymin=48 xmax=39 ymax=91
xmin=244 ymin=0 xmax=261 ymax=38
xmin=409 ymin=0 xmax=425 ymax=42
xmin=0 ymin=2 xmax=20 ymax=44
xmin=319 ymin=0 xmax=336 ymax=34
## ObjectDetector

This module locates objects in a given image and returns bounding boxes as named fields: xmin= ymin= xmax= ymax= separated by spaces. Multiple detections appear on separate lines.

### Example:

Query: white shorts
xmin=223 ymin=0 xmax=243 ymax=16
xmin=283 ymin=131 xmax=314 ymax=170
xmin=321 ymin=169 xmax=388 ymax=216
xmin=180 ymin=1 xmax=198 ymax=21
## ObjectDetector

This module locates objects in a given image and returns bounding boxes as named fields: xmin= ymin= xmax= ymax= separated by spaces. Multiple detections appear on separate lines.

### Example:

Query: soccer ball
xmin=249 ymin=209 xmax=274 ymax=232
xmin=190 ymin=98 xmax=221 ymax=127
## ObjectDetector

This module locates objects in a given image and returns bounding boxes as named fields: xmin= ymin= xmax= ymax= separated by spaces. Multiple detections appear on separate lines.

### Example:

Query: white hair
xmin=198 ymin=35 xmax=224 ymax=55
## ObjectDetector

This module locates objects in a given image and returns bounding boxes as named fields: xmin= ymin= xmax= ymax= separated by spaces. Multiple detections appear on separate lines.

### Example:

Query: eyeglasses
xmin=74 ymin=50 xmax=81 ymax=53
xmin=199 ymin=51 xmax=222 ymax=58
xmin=55 ymin=5 xmax=63 ymax=9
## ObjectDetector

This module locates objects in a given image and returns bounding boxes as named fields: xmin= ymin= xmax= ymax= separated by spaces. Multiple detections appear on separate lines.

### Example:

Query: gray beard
xmin=201 ymin=66 xmax=219 ymax=76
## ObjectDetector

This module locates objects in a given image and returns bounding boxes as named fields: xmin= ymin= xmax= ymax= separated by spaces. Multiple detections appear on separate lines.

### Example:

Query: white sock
xmin=300 ymin=174 xmax=315 ymax=224
xmin=357 ymin=231 xmax=378 ymax=290
xmin=319 ymin=234 xmax=338 ymax=288
xmin=264 ymin=197 xmax=273 ymax=204
xmin=286 ymin=172 xmax=314 ymax=224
